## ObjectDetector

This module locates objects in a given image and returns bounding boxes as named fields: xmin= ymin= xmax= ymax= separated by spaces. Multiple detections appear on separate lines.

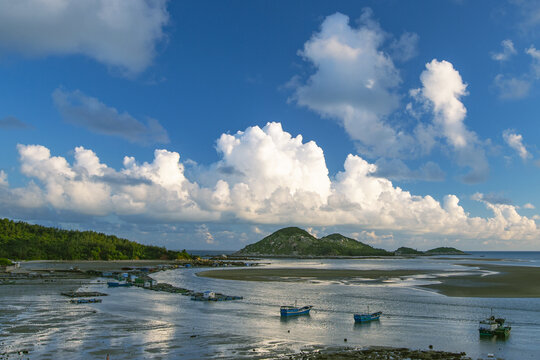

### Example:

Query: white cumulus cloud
xmin=0 ymin=0 xmax=169 ymax=75
xmin=1 ymin=123 xmax=537 ymax=244
xmin=290 ymin=11 xmax=416 ymax=158
xmin=290 ymin=12 xmax=488 ymax=183
xmin=418 ymin=59 xmax=471 ymax=148
xmin=415 ymin=59 xmax=489 ymax=183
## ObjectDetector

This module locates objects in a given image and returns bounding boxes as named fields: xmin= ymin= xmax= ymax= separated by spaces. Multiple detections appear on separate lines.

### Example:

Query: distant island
xmin=395 ymin=246 xmax=466 ymax=256
xmin=235 ymin=227 xmax=466 ymax=257
xmin=0 ymin=218 xmax=192 ymax=261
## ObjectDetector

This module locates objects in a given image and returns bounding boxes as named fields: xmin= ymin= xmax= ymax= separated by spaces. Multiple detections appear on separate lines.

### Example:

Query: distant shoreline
xmin=225 ymin=253 xmax=468 ymax=259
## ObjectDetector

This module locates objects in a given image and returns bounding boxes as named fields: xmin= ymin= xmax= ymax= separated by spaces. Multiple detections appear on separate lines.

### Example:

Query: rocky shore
xmin=286 ymin=346 xmax=491 ymax=360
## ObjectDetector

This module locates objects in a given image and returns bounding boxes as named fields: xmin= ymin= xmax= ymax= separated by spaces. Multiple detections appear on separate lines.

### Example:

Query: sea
xmin=1 ymin=252 xmax=540 ymax=359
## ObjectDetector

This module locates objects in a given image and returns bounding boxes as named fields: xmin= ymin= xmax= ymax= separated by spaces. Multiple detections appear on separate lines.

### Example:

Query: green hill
xmin=394 ymin=246 xmax=466 ymax=256
xmin=235 ymin=227 xmax=391 ymax=256
xmin=394 ymin=247 xmax=423 ymax=255
xmin=425 ymin=247 xmax=466 ymax=255
xmin=0 ymin=218 xmax=192 ymax=261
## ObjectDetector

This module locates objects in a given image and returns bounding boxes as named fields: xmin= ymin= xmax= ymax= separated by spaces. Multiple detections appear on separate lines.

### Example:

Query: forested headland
xmin=0 ymin=218 xmax=192 ymax=261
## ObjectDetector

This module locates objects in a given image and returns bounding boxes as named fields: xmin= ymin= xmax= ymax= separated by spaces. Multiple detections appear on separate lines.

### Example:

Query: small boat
xmin=107 ymin=281 xmax=131 ymax=287
xmin=479 ymin=311 xmax=511 ymax=337
xmin=280 ymin=301 xmax=313 ymax=317
xmin=70 ymin=298 xmax=102 ymax=304
xmin=354 ymin=306 xmax=382 ymax=323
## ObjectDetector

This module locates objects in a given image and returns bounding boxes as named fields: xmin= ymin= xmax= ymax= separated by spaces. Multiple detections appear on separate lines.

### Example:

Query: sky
xmin=1 ymin=0 xmax=540 ymax=251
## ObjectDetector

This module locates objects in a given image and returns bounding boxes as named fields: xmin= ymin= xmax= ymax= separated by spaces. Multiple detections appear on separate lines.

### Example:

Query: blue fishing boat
xmin=280 ymin=301 xmax=313 ymax=317
xmin=354 ymin=306 xmax=382 ymax=322
xmin=107 ymin=281 xmax=131 ymax=287
xmin=70 ymin=298 xmax=102 ymax=304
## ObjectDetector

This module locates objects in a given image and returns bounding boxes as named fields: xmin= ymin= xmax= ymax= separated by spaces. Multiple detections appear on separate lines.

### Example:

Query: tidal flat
xmin=2 ymin=254 xmax=540 ymax=359
xmin=198 ymin=262 xmax=540 ymax=298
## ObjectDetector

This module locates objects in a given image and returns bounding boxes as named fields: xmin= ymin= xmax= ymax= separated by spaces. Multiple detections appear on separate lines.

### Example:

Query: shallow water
xmin=2 ymin=254 xmax=540 ymax=359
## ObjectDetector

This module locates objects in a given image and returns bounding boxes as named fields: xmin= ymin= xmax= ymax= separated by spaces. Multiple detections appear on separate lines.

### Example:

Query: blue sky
xmin=1 ymin=0 xmax=540 ymax=250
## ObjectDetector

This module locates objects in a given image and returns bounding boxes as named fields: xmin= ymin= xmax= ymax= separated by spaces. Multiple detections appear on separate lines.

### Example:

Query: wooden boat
xmin=354 ymin=306 xmax=382 ymax=322
xmin=280 ymin=301 xmax=313 ymax=317
xmin=479 ymin=312 xmax=511 ymax=337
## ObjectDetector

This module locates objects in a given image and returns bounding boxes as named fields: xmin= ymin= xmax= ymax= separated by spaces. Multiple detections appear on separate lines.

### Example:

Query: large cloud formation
xmin=0 ymin=0 xmax=169 ymax=74
xmin=290 ymin=12 xmax=488 ymax=183
xmin=290 ymin=11 xmax=414 ymax=158
xmin=1 ymin=123 xmax=537 ymax=243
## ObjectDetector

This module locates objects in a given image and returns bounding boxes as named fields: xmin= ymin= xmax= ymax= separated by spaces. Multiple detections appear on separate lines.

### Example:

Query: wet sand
xmin=198 ymin=263 xmax=540 ymax=298
xmin=197 ymin=268 xmax=443 ymax=282
xmin=422 ymin=263 xmax=540 ymax=298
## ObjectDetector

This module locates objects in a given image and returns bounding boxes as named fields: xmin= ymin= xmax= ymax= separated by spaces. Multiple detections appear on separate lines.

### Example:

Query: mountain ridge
xmin=236 ymin=227 xmax=391 ymax=256
xmin=236 ymin=227 xmax=465 ymax=257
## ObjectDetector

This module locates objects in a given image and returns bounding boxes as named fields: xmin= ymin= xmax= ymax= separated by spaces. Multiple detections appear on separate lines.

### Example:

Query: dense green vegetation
xmin=236 ymin=227 xmax=466 ymax=257
xmin=236 ymin=227 xmax=391 ymax=256
xmin=0 ymin=258 xmax=13 ymax=266
xmin=0 ymin=218 xmax=192 ymax=261
xmin=394 ymin=247 xmax=424 ymax=255
xmin=395 ymin=246 xmax=465 ymax=255
xmin=425 ymin=247 xmax=466 ymax=255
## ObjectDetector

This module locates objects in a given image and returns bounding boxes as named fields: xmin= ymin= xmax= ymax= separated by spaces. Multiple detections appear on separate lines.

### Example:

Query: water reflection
xmin=3 ymin=257 xmax=540 ymax=359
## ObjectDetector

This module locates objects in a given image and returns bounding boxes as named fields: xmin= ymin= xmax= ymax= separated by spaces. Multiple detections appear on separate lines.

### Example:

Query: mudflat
xmin=197 ymin=263 xmax=540 ymax=298
xmin=197 ymin=268 xmax=445 ymax=281
xmin=421 ymin=263 xmax=540 ymax=298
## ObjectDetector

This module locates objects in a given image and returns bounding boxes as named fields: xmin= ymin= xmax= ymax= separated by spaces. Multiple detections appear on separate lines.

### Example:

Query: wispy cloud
xmin=472 ymin=192 xmax=512 ymax=205
xmin=0 ymin=116 xmax=33 ymax=130
xmin=503 ymin=129 xmax=531 ymax=160
xmin=493 ymin=74 xmax=532 ymax=99
xmin=52 ymin=88 xmax=169 ymax=145
xmin=373 ymin=159 xmax=445 ymax=182
xmin=491 ymin=39 xmax=517 ymax=61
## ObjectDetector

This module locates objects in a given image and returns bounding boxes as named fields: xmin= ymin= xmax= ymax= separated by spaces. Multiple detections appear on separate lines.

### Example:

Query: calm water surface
xmin=1 ymin=252 xmax=540 ymax=359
